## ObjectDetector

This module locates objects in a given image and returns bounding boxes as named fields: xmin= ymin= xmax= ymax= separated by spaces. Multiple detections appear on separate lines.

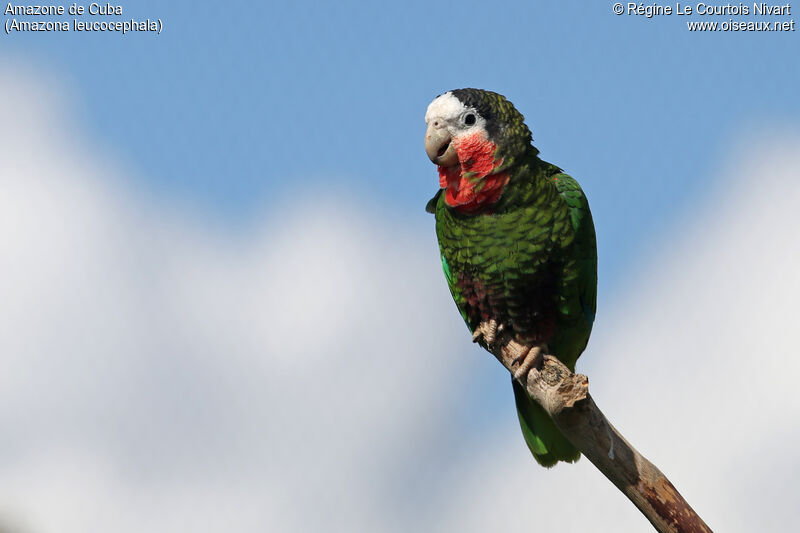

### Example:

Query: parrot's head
xmin=425 ymin=88 xmax=534 ymax=212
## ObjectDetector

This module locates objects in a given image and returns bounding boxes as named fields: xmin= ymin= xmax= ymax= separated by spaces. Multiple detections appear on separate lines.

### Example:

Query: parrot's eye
xmin=464 ymin=113 xmax=476 ymax=126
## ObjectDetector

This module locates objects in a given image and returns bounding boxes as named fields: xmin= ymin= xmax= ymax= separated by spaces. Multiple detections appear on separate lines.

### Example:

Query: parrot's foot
xmin=472 ymin=319 xmax=503 ymax=346
xmin=511 ymin=344 xmax=545 ymax=381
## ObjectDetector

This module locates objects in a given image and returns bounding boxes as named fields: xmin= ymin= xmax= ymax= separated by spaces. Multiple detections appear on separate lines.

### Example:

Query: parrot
xmin=424 ymin=88 xmax=597 ymax=467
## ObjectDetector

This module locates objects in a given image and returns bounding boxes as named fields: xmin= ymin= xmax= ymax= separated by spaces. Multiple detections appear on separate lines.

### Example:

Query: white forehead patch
xmin=425 ymin=92 xmax=466 ymax=124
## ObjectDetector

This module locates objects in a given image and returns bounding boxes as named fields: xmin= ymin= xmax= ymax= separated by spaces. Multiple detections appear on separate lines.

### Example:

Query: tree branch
xmin=487 ymin=332 xmax=713 ymax=533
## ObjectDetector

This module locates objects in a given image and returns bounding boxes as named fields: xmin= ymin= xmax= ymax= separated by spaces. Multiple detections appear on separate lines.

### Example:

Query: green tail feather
xmin=512 ymin=379 xmax=580 ymax=467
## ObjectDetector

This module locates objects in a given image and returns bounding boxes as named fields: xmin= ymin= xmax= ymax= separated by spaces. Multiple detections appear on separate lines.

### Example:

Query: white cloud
xmin=0 ymin=66 xmax=470 ymax=533
xmin=0 ymin=67 xmax=798 ymax=532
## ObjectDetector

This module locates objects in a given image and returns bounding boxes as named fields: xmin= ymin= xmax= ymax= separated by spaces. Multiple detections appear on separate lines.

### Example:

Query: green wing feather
xmin=513 ymin=171 xmax=595 ymax=466
xmin=552 ymin=172 xmax=597 ymax=330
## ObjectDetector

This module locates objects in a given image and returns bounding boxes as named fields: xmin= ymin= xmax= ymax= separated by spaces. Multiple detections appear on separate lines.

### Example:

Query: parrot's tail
xmin=512 ymin=379 xmax=580 ymax=467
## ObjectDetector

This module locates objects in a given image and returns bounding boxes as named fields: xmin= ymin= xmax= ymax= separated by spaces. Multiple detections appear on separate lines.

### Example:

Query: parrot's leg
xmin=512 ymin=344 xmax=545 ymax=380
xmin=472 ymin=319 xmax=503 ymax=346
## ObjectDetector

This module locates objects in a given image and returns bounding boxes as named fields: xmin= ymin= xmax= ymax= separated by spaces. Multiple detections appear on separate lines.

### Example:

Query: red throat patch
xmin=438 ymin=132 xmax=509 ymax=213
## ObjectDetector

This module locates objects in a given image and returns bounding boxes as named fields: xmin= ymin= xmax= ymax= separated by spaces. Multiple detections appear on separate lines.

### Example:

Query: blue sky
xmin=1 ymin=2 xmax=799 ymax=531
xmin=7 ymin=0 xmax=799 ymax=288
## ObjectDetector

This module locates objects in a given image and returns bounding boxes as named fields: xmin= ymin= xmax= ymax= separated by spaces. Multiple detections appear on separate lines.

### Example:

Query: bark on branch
xmin=487 ymin=332 xmax=712 ymax=533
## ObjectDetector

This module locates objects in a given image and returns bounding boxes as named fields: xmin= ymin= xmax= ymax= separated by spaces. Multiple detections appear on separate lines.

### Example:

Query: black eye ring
xmin=464 ymin=113 xmax=476 ymax=126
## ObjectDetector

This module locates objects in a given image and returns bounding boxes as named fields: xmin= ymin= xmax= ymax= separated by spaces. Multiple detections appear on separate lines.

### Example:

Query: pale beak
xmin=425 ymin=123 xmax=459 ymax=167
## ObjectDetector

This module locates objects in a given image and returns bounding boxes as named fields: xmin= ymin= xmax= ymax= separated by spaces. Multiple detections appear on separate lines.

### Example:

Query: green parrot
xmin=424 ymin=88 xmax=597 ymax=467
